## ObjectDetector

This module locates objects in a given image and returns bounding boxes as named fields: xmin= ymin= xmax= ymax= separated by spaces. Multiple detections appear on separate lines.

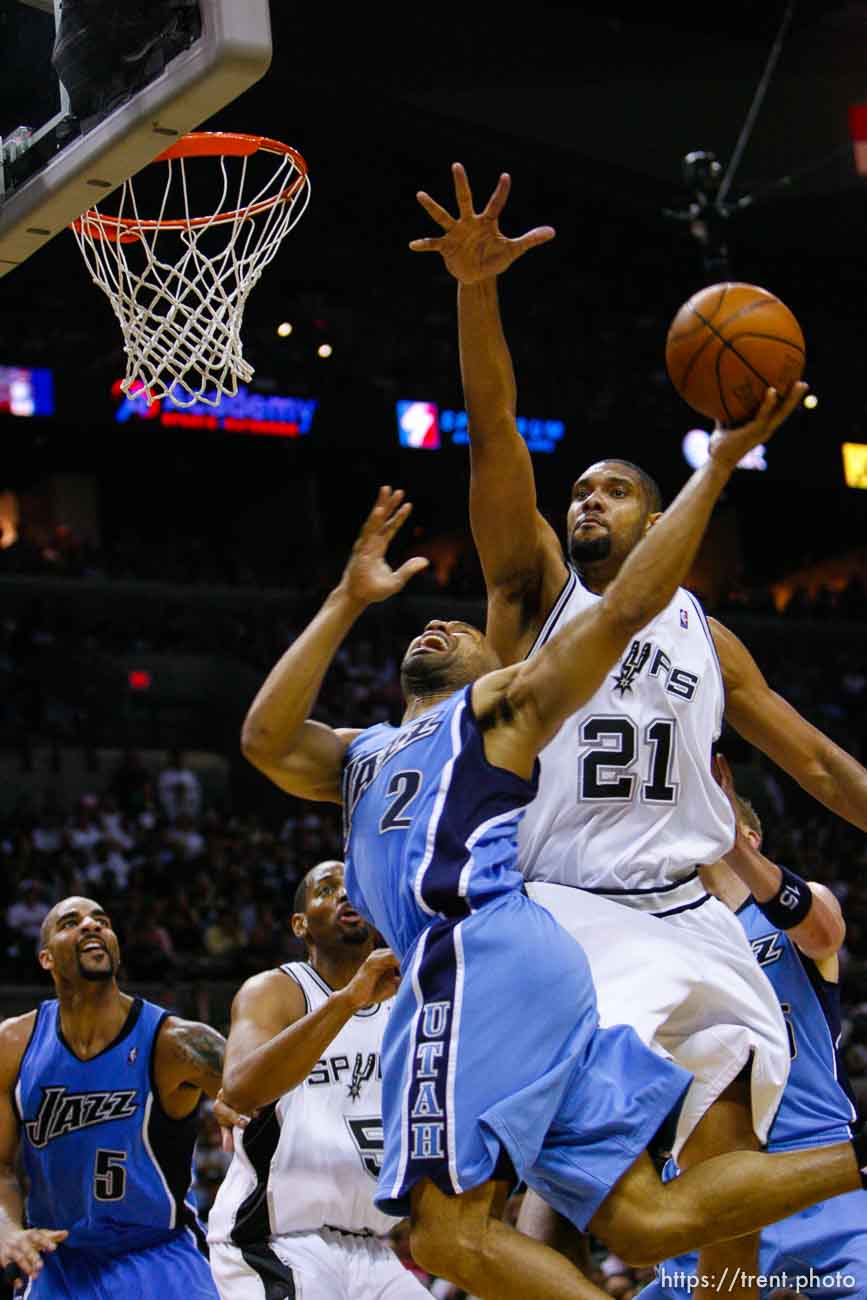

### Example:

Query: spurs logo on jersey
xmin=25 ymin=1086 xmax=138 ymax=1148
xmin=308 ymin=1050 xmax=381 ymax=1099
xmin=206 ymin=960 xmax=398 ymax=1245
xmin=613 ymin=640 xmax=701 ymax=702
xmin=519 ymin=577 xmax=735 ymax=895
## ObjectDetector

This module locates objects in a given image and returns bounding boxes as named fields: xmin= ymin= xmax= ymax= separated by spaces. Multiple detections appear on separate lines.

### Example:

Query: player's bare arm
xmin=242 ymin=487 xmax=428 ymax=802
xmin=411 ymin=162 xmax=566 ymax=659
xmin=222 ymin=951 xmax=400 ymax=1114
xmin=712 ymin=616 xmax=867 ymax=835
xmin=713 ymin=755 xmax=846 ymax=964
xmin=0 ymin=1014 xmax=67 ymax=1279
xmin=474 ymin=391 xmax=805 ymax=775
xmin=154 ymin=1018 xmax=227 ymax=1117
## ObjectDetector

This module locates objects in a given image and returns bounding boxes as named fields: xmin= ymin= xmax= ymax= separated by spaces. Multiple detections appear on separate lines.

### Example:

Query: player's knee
xmin=600 ymin=1214 xmax=666 ymax=1269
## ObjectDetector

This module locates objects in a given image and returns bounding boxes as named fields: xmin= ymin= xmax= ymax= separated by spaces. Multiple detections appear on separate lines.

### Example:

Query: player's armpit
xmin=242 ymin=721 xmax=358 ymax=803
xmin=154 ymin=1019 xmax=226 ymax=1115
xmin=712 ymin=618 xmax=867 ymax=833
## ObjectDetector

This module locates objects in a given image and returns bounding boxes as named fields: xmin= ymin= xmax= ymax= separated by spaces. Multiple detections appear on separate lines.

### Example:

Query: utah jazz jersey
xmin=15 ymin=997 xmax=207 ymax=1257
xmin=738 ymin=895 xmax=857 ymax=1149
xmin=207 ymin=961 xmax=395 ymax=1242
xmin=519 ymin=573 xmax=734 ymax=898
xmin=341 ymin=685 xmax=533 ymax=962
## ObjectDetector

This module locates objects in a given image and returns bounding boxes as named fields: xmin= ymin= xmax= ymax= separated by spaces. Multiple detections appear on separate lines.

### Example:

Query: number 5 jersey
xmin=207 ymin=963 xmax=397 ymax=1244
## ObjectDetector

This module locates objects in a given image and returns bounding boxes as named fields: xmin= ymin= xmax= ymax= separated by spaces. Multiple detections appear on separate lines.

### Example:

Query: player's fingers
xmin=768 ymin=380 xmax=808 ymax=430
xmin=513 ymin=225 xmax=556 ymax=255
xmin=12 ymin=1243 xmax=43 ymax=1277
xmin=482 ymin=172 xmax=511 ymax=220
xmin=451 ymin=162 xmax=475 ymax=218
xmin=380 ymin=498 xmax=411 ymax=536
xmin=408 ymin=237 xmax=445 ymax=252
xmin=416 ymin=191 xmax=455 ymax=230
xmin=394 ymin=556 xmax=430 ymax=586
xmin=359 ymin=487 xmax=392 ymax=535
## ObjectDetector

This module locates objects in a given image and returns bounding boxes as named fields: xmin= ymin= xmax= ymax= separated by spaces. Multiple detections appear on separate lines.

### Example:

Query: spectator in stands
xmin=158 ymin=748 xmax=202 ymax=822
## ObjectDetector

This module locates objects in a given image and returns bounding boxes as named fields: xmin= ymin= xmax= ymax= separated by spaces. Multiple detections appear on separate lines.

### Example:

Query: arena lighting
xmin=803 ymin=394 xmax=818 ymax=410
xmin=0 ymin=366 xmax=54 ymax=417
xmin=128 ymin=670 xmax=152 ymax=691
xmin=682 ymin=429 xmax=767 ymax=472
xmin=277 ymin=322 xmax=293 ymax=338
xmin=842 ymin=443 xmax=867 ymax=490
xmin=317 ymin=344 xmax=333 ymax=359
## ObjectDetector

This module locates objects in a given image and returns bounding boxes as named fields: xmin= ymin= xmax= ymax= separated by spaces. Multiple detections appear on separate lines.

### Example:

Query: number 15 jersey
xmin=519 ymin=572 xmax=734 ymax=896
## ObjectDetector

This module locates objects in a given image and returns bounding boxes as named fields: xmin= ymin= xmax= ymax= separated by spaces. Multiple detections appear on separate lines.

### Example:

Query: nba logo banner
xmin=397 ymin=401 xmax=441 ymax=450
xmin=680 ymin=609 xmax=689 ymax=629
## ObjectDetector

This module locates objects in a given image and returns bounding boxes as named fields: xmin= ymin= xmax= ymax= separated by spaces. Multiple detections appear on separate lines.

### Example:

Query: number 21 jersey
xmin=519 ymin=573 xmax=734 ymax=895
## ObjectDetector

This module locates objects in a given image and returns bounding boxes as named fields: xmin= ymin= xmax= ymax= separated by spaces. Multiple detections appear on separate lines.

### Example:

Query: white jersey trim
xmin=391 ymin=929 xmax=430 ymax=1201
xmin=525 ymin=567 xmax=578 ymax=658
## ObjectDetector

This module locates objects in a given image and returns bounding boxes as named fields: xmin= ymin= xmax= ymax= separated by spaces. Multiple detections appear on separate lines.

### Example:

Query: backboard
xmin=0 ymin=0 xmax=272 ymax=276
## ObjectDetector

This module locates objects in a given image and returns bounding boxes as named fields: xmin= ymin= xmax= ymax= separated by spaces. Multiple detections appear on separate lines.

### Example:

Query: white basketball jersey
xmin=207 ymin=961 xmax=396 ymax=1243
xmin=518 ymin=571 xmax=735 ymax=898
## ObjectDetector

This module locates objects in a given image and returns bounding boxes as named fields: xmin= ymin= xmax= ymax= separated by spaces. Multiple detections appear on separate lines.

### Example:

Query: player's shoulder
xmin=0 ymin=1010 xmax=40 ymax=1087
xmin=232 ymin=965 xmax=308 ymax=1023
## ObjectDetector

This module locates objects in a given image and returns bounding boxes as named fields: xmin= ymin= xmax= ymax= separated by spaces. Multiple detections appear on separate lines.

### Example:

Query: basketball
xmin=665 ymin=282 xmax=806 ymax=426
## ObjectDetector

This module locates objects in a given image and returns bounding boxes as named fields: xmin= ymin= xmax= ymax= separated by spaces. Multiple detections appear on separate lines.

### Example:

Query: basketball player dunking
xmin=207 ymin=859 xmax=430 ymax=1300
xmin=410 ymin=162 xmax=867 ymax=1290
xmin=644 ymin=757 xmax=866 ymax=1300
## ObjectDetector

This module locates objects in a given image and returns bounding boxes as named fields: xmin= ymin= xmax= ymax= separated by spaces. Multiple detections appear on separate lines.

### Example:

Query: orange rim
xmin=71 ymin=131 xmax=308 ymax=242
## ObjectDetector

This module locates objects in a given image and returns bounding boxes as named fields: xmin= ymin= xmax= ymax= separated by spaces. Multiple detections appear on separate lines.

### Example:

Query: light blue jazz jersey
xmin=644 ymin=892 xmax=864 ymax=1300
xmin=343 ymin=687 xmax=691 ymax=1225
xmin=15 ymin=997 xmax=216 ymax=1299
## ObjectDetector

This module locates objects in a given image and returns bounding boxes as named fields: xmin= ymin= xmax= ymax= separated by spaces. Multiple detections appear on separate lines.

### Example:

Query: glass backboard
xmin=0 ymin=0 xmax=272 ymax=276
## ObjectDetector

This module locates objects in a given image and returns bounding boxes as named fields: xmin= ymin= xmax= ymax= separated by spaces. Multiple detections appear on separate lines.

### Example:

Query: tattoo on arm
xmin=171 ymin=1022 xmax=226 ymax=1092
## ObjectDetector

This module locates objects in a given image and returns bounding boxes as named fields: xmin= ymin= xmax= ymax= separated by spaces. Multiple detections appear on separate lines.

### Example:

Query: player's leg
xmin=515 ymin=1194 xmax=592 ymax=1271
xmin=587 ymin=1140 xmax=861 ymax=1268
xmin=675 ymin=1071 xmax=761 ymax=1299
xmin=409 ymin=1176 xmax=608 ymax=1300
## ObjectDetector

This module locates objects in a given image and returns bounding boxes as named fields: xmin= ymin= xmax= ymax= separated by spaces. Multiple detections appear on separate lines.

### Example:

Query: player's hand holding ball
xmin=708 ymin=381 xmax=808 ymax=471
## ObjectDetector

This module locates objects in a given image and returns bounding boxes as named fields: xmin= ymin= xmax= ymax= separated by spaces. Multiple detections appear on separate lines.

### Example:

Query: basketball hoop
xmin=71 ymin=132 xmax=310 ymax=407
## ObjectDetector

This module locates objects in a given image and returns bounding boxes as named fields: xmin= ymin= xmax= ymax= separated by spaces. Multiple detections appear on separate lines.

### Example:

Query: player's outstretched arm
xmin=0 ymin=1016 xmax=68 ymax=1279
xmin=713 ymin=755 xmax=846 ymax=961
xmin=241 ymin=488 xmax=429 ymax=803
xmin=478 ymin=387 xmax=806 ymax=764
xmin=222 ymin=951 xmax=400 ymax=1114
xmin=712 ymin=618 xmax=867 ymax=836
xmin=411 ymin=163 xmax=565 ymax=659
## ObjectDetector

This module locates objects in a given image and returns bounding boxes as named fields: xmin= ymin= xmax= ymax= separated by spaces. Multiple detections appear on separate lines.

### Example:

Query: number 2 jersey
xmin=519 ymin=572 xmax=735 ymax=898
xmin=207 ymin=961 xmax=396 ymax=1242
xmin=15 ymin=997 xmax=207 ymax=1257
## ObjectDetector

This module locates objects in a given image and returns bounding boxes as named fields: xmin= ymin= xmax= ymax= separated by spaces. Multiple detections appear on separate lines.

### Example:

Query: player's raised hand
xmin=0 ymin=1225 xmax=68 ymax=1279
xmin=410 ymin=162 xmax=555 ymax=283
xmin=345 ymin=948 xmax=401 ymax=1010
xmin=340 ymin=487 xmax=429 ymax=608
xmin=709 ymin=381 xmax=808 ymax=469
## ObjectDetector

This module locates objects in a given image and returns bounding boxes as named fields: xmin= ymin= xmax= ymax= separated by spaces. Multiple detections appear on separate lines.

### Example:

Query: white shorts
xmin=526 ymin=883 xmax=790 ymax=1158
xmin=209 ymin=1228 xmax=429 ymax=1300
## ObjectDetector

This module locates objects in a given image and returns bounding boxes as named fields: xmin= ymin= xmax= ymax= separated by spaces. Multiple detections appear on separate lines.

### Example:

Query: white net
xmin=72 ymin=135 xmax=310 ymax=407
